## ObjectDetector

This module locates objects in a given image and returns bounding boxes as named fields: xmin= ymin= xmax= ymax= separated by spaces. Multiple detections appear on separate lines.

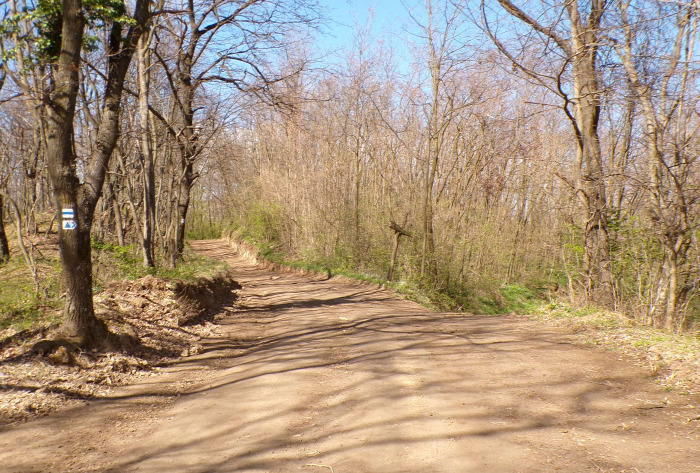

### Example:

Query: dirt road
xmin=1 ymin=239 xmax=699 ymax=472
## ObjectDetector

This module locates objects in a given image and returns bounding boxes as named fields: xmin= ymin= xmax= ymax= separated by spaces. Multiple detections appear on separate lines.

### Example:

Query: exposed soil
xmin=1 ymin=239 xmax=699 ymax=472
xmin=0 ymin=270 xmax=240 ymax=425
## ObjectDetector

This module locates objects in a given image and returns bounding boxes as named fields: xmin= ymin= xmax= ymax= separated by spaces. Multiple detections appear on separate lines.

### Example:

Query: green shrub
xmin=186 ymin=221 xmax=224 ymax=240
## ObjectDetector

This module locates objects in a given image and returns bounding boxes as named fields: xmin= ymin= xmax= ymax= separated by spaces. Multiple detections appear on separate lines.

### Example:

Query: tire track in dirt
xmin=0 ymin=239 xmax=698 ymax=472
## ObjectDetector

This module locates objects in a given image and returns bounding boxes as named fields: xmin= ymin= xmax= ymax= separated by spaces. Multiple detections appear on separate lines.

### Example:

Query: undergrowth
xmin=231 ymin=230 xmax=549 ymax=315
xmin=92 ymin=238 xmax=228 ymax=287
xmin=0 ymin=252 xmax=61 ymax=331
xmin=1 ymin=232 xmax=228 ymax=334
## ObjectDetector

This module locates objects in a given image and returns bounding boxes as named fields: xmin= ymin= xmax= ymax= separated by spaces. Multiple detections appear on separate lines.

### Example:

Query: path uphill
xmin=1 ymin=239 xmax=698 ymax=472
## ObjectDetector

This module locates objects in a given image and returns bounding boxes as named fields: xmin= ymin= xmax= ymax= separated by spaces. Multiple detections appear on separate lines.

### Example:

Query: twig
xmin=636 ymin=398 xmax=668 ymax=410
xmin=305 ymin=464 xmax=334 ymax=473
xmin=0 ymin=192 xmax=38 ymax=285
xmin=588 ymin=459 xmax=604 ymax=472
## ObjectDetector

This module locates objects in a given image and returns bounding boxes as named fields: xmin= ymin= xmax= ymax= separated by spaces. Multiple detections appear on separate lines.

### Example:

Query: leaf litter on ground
xmin=0 ymin=270 xmax=240 ymax=426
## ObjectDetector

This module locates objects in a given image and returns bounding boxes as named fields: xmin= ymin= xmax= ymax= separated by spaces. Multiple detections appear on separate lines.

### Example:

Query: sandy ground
xmin=0 ymin=239 xmax=698 ymax=472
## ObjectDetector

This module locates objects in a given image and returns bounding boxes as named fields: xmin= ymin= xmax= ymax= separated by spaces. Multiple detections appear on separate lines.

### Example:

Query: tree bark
xmin=173 ymin=38 xmax=199 ymax=263
xmin=353 ymin=131 xmax=362 ymax=243
xmin=0 ymin=194 xmax=9 ymax=263
xmin=388 ymin=221 xmax=411 ymax=282
xmin=44 ymin=0 xmax=101 ymax=344
xmin=489 ymin=0 xmax=614 ymax=306
xmin=420 ymin=80 xmax=438 ymax=279
xmin=175 ymin=159 xmax=196 ymax=262
xmin=108 ymin=179 xmax=125 ymax=247
xmin=138 ymin=31 xmax=155 ymax=268
xmin=420 ymin=6 xmax=441 ymax=280
xmin=566 ymin=0 xmax=614 ymax=306
xmin=45 ymin=0 xmax=150 ymax=346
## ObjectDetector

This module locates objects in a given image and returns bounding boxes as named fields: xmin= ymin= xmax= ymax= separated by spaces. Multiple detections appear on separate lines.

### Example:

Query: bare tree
xmin=42 ymin=0 xmax=150 ymax=346
xmin=135 ymin=0 xmax=164 ymax=268
xmin=149 ymin=0 xmax=319 ymax=266
xmin=0 ymin=66 xmax=8 ymax=263
xmin=612 ymin=0 xmax=700 ymax=330
xmin=480 ymin=0 xmax=615 ymax=305
xmin=409 ymin=0 xmax=471 ymax=280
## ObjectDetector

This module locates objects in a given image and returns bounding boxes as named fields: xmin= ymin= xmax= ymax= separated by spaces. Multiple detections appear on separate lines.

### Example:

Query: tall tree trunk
xmin=567 ymin=0 xmax=614 ymax=306
xmin=353 ymin=132 xmax=362 ymax=244
xmin=138 ymin=32 xmax=155 ymax=268
xmin=0 ymin=194 xmax=9 ymax=263
xmin=421 ymin=56 xmax=440 ymax=280
xmin=173 ymin=38 xmax=199 ymax=263
xmin=615 ymin=1 xmax=695 ymax=330
xmin=45 ymin=0 xmax=149 ymax=346
xmin=108 ymin=179 xmax=125 ymax=247
xmin=573 ymin=76 xmax=614 ymax=305
xmin=489 ymin=0 xmax=614 ymax=305
xmin=45 ymin=0 xmax=102 ymax=344
xmin=664 ymin=248 xmax=678 ymax=331
xmin=175 ymin=159 xmax=196 ymax=262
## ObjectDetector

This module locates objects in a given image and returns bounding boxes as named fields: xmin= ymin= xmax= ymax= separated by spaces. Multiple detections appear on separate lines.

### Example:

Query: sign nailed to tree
xmin=62 ymin=208 xmax=76 ymax=231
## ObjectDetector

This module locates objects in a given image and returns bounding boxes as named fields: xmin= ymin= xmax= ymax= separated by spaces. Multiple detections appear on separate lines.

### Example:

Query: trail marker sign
xmin=62 ymin=208 xmax=74 ymax=219
xmin=62 ymin=220 xmax=77 ymax=230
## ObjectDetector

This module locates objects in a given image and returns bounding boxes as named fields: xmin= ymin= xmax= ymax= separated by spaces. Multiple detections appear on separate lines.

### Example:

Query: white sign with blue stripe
xmin=62 ymin=208 xmax=74 ymax=219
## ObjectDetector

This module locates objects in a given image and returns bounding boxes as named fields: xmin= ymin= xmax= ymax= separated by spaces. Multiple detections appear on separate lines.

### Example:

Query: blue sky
xmin=317 ymin=0 xmax=413 ymax=56
xmin=324 ymin=0 xmax=409 ymax=33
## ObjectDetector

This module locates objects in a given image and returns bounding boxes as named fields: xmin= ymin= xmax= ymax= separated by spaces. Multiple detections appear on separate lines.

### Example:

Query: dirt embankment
xmin=0 ymin=271 xmax=240 ymax=426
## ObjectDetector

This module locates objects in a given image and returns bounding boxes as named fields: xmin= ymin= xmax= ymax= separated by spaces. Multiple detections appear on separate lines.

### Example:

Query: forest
xmin=0 ymin=0 xmax=699 ymax=347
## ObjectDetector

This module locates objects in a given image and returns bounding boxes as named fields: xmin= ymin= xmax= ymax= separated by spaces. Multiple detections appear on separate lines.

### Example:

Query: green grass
xmin=0 ymin=304 xmax=59 ymax=331
xmin=519 ymin=300 xmax=700 ymax=392
xmin=185 ymin=222 xmax=224 ymax=241
xmin=92 ymin=239 xmax=228 ymax=285
xmin=476 ymin=284 xmax=543 ymax=315
xmin=0 ymin=264 xmax=60 ymax=331
xmin=228 ymin=232 xmax=553 ymax=315
xmin=155 ymin=250 xmax=229 ymax=281
xmin=384 ymin=279 xmax=437 ymax=308
xmin=0 ymin=258 xmax=60 ymax=331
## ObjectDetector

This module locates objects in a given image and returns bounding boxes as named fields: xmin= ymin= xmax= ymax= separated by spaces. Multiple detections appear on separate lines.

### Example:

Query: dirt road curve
xmin=1 ymin=239 xmax=699 ymax=472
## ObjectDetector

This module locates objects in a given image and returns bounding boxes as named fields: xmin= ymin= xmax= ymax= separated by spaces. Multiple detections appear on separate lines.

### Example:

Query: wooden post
xmin=387 ymin=220 xmax=411 ymax=282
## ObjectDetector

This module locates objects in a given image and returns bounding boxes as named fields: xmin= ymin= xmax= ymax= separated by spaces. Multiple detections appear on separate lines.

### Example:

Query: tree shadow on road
xmin=90 ymin=293 xmax=679 ymax=472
